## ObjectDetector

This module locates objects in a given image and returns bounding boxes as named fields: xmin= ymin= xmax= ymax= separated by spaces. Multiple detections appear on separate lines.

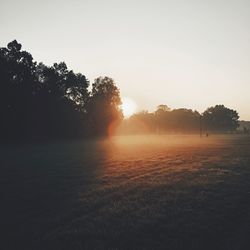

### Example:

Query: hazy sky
xmin=1 ymin=0 xmax=250 ymax=119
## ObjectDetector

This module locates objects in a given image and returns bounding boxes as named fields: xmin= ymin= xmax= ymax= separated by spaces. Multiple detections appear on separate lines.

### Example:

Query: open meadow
xmin=1 ymin=135 xmax=250 ymax=250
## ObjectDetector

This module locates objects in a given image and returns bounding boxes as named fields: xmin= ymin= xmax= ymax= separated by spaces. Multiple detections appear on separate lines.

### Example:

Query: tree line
xmin=0 ymin=40 xmax=122 ymax=141
xmin=0 ymin=40 xmax=240 ymax=142
xmin=117 ymin=104 xmax=239 ymax=135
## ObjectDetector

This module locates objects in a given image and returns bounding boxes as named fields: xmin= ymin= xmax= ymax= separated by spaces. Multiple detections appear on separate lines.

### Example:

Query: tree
xmin=87 ymin=76 xmax=122 ymax=136
xmin=155 ymin=104 xmax=171 ymax=133
xmin=169 ymin=109 xmax=200 ymax=132
xmin=156 ymin=104 xmax=171 ymax=113
xmin=0 ymin=40 xmax=90 ymax=141
xmin=130 ymin=111 xmax=156 ymax=133
xmin=33 ymin=62 xmax=89 ymax=138
xmin=0 ymin=40 xmax=37 ymax=139
xmin=203 ymin=105 xmax=239 ymax=132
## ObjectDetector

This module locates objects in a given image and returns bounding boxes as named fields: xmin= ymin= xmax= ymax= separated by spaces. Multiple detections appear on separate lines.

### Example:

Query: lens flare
xmin=121 ymin=97 xmax=137 ymax=118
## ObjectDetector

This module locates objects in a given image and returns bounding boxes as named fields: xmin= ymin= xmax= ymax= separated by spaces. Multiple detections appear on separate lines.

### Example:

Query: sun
xmin=121 ymin=97 xmax=137 ymax=118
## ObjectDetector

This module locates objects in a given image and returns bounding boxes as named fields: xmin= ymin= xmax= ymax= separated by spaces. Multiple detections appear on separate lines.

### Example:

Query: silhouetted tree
xmin=0 ymin=40 xmax=37 ymax=139
xmin=154 ymin=106 xmax=200 ymax=133
xmin=0 ymin=40 xmax=89 ymax=141
xmin=155 ymin=105 xmax=171 ymax=133
xmin=86 ymin=76 xmax=123 ymax=136
xmin=123 ymin=105 xmax=239 ymax=135
xmin=118 ymin=108 xmax=202 ymax=134
xmin=169 ymin=109 xmax=200 ymax=133
xmin=0 ymin=40 xmax=242 ymax=141
xmin=129 ymin=111 xmax=156 ymax=133
xmin=203 ymin=105 xmax=239 ymax=132
xmin=33 ymin=62 xmax=89 ymax=138
xmin=156 ymin=104 xmax=171 ymax=113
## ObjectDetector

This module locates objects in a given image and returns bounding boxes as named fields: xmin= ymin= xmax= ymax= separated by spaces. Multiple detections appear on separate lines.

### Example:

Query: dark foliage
xmin=202 ymin=105 xmax=239 ymax=132
xmin=0 ymin=40 xmax=240 ymax=141
xmin=0 ymin=40 xmax=122 ymax=142
xmin=86 ymin=76 xmax=123 ymax=136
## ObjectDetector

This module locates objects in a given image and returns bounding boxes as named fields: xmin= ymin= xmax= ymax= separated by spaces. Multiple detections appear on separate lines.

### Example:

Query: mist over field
xmin=1 ymin=37 xmax=249 ymax=250
xmin=1 ymin=135 xmax=250 ymax=249
xmin=1 ymin=1 xmax=250 ymax=248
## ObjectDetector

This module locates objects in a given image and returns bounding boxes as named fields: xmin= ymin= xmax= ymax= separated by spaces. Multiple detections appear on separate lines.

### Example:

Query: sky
xmin=1 ymin=0 xmax=250 ymax=119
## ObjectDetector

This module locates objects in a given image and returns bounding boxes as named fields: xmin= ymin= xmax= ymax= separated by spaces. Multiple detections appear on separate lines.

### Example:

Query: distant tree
xmin=156 ymin=104 xmax=171 ymax=113
xmin=203 ymin=105 xmax=239 ymax=132
xmin=119 ymin=107 xmax=201 ymax=134
xmin=154 ymin=106 xmax=200 ymax=133
xmin=169 ymin=109 xmax=200 ymax=132
xmin=155 ymin=105 xmax=171 ymax=133
xmin=87 ymin=76 xmax=123 ymax=136
xmin=129 ymin=111 xmax=156 ymax=133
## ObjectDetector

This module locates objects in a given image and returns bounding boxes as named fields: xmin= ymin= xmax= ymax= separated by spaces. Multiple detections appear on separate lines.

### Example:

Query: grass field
xmin=1 ymin=135 xmax=250 ymax=250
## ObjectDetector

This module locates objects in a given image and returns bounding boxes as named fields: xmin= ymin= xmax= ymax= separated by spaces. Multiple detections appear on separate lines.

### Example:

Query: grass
xmin=1 ymin=135 xmax=250 ymax=249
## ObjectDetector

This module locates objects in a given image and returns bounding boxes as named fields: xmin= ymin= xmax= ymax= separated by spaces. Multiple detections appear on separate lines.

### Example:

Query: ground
xmin=1 ymin=135 xmax=250 ymax=250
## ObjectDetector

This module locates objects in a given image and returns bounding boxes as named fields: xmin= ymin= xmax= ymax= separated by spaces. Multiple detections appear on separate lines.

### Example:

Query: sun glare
xmin=121 ymin=97 xmax=137 ymax=118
